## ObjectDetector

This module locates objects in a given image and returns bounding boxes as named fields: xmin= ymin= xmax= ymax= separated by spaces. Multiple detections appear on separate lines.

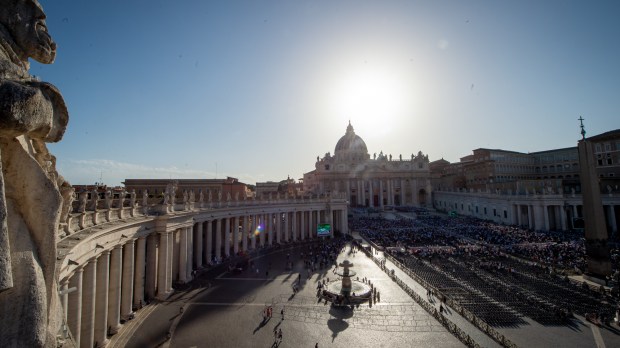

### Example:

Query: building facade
xmin=303 ymin=122 xmax=432 ymax=208
xmin=432 ymin=129 xmax=620 ymax=235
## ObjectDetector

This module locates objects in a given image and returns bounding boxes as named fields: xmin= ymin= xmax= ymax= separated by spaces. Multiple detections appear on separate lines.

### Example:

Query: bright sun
xmin=327 ymin=66 xmax=409 ymax=136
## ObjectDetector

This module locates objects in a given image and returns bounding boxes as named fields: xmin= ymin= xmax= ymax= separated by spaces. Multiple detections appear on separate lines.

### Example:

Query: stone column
xmin=259 ymin=215 xmax=266 ymax=246
xmin=108 ymin=245 xmax=123 ymax=334
xmin=134 ymin=236 xmax=146 ymax=309
xmin=145 ymin=234 xmax=158 ymax=300
xmin=194 ymin=222 xmax=203 ymax=269
xmin=345 ymin=180 xmax=351 ymax=202
xmin=167 ymin=231 xmax=174 ymax=291
xmin=251 ymin=215 xmax=257 ymax=249
xmin=215 ymin=219 xmax=222 ymax=260
xmin=369 ymin=180 xmax=374 ymax=207
xmin=242 ymin=216 xmax=249 ymax=251
xmin=608 ymin=205 xmax=617 ymax=234
xmin=206 ymin=221 xmax=213 ymax=264
xmin=400 ymin=179 xmax=405 ymax=206
xmin=121 ymin=240 xmax=135 ymax=320
xmin=179 ymin=228 xmax=188 ymax=283
xmin=224 ymin=217 xmax=231 ymax=256
xmin=60 ymin=279 xmax=70 ymax=334
xmin=284 ymin=212 xmax=289 ymax=242
xmin=543 ymin=205 xmax=550 ymax=231
xmin=300 ymin=210 xmax=305 ymax=240
xmin=379 ymin=179 xmax=384 ymax=208
xmin=67 ymin=267 xmax=84 ymax=347
xmin=186 ymin=226 xmax=193 ymax=281
xmin=527 ymin=205 xmax=535 ymax=230
xmin=292 ymin=211 xmax=297 ymax=241
xmin=233 ymin=216 xmax=240 ymax=254
xmin=560 ymin=205 xmax=568 ymax=231
xmin=94 ymin=251 xmax=110 ymax=348
xmin=267 ymin=213 xmax=273 ymax=246
xmin=341 ymin=209 xmax=348 ymax=235
xmin=80 ymin=259 xmax=97 ymax=348
xmin=157 ymin=232 xmax=170 ymax=300
xmin=387 ymin=179 xmax=392 ymax=205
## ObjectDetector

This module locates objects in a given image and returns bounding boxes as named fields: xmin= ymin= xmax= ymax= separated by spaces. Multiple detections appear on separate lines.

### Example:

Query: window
xmin=605 ymin=143 xmax=611 ymax=151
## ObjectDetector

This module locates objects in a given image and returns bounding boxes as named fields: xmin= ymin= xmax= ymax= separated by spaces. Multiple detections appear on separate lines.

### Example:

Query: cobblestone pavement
xmin=124 ymin=242 xmax=464 ymax=348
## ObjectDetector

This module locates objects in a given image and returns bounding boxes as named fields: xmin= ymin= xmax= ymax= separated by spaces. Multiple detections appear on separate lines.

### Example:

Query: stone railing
xmin=61 ymin=194 xmax=347 ymax=241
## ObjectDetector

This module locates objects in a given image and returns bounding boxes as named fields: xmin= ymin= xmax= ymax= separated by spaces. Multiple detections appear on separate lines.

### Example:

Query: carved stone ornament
xmin=0 ymin=1 xmax=69 ymax=346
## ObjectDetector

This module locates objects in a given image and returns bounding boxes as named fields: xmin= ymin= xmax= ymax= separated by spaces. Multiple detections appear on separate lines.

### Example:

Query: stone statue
xmin=198 ymin=189 xmax=204 ymax=203
xmin=234 ymin=191 xmax=239 ymax=201
xmin=104 ymin=189 xmax=113 ymax=209
xmin=129 ymin=189 xmax=136 ymax=207
xmin=399 ymin=154 xmax=402 ymax=161
xmin=59 ymin=182 xmax=74 ymax=223
xmin=90 ymin=189 xmax=99 ymax=210
xmin=117 ymin=190 xmax=126 ymax=208
xmin=189 ymin=189 xmax=195 ymax=203
xmin=226 ymin=192 xmax=231 ymax=201
xmin=183 ymin=190 xmax=188 ymax=204
xmin=78 ymin=192 xmax=88 ymax=212
xmin=389 ymin=154 xmax=392 ymax=161
xmin=142 ymin=189 xmax=149 ymax=206
xmin=208 ymin=189 xmax=212 ymax=202
xmin=0 ymin=1 xmax=69 ymax=346
xmin=218 ymin=190 xmax=222 ymax=202
xmin=163 ymin=187 xmax=170 ymax=205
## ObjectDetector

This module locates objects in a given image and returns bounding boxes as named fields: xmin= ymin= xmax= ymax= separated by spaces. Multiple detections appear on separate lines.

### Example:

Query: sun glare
xmin=327 ymin=66 xmax=410 ymax=136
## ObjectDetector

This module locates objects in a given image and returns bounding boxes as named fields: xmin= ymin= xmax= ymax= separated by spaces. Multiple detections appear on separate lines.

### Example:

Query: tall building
xmin=304 ymin=122 xmax=432 ymax=208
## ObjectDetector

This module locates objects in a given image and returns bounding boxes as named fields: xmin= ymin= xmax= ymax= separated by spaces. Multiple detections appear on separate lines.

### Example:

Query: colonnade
xmin=346 ymin=178 xmax=429 ymax=208
xmin=60 ymin=204 xmax=348 ymax=348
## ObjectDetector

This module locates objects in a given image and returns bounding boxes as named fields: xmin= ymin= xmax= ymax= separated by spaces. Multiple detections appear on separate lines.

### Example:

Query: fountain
xmin=322 ymin=260 xmax=372 ymax=305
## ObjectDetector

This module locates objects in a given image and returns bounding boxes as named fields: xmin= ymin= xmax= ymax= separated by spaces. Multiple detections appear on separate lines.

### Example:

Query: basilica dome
xmin=334 ymin=122 xmax=369 ymax=161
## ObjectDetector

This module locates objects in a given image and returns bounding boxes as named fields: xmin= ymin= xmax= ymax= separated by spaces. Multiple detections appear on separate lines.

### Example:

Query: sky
xmin=31 ymin=0 xmax=620 ymax=186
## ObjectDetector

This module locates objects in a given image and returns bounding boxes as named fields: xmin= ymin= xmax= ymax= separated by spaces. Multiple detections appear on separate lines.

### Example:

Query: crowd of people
xmin=351 ymin=210 xmax=620 ymax=326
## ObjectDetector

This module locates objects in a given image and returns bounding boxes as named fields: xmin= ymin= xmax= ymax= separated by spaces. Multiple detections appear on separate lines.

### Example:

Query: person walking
xmin=281 ymin=307 xmax=285 ymax=320
xmin=278 ymin=328 xmax=283 ymax=342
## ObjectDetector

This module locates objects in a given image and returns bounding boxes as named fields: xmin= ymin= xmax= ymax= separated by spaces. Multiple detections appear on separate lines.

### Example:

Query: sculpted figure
xmin=78 ymin=191 xmax=87 ymax=212
xmin=189 ymin=189 xmax=195 ymax=203
xmin=104 ymin=189 xmax=113 ymax=209
xmin=129 ymin=189 xmax=136 ymax=206
xmin=90 ymin=189 xmax=99 ymax=210
xmin=142 ymin=189 xmax=148 ymax=206
xmin=198 ymin=189 xmax=204 ymax=203
xmin=218 ymin=190 xmax=222 ymax=202
xmin=208 ymin=189 xmax=212 ymax=202
xmin=0 ymin=1 xmax=69 ymax=346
